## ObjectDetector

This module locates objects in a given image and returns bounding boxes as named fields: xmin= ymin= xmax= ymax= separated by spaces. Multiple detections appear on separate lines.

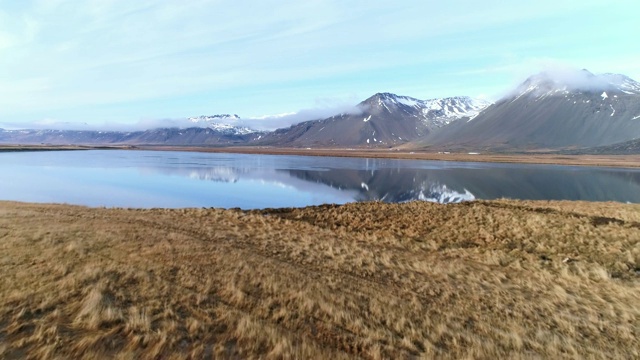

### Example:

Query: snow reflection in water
xmin=1 ymin=150 xmax=640 ymax=208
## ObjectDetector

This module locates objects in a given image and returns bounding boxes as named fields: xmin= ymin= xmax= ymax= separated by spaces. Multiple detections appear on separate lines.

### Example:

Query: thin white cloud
xmin=0 ymin=99 xmax=363 ymax=132
xmin=240 ymin=102 xmax=363 ymax=131
xmin=0 ymin=0 xmax=638 ymax=126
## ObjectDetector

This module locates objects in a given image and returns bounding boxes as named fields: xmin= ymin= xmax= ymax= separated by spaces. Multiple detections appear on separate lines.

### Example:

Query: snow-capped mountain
xmin=600 ymin=73 xmax=640 ymax=94
xmin=361 ymin=93 xmax=490 ymax=126
xmin=420 ymin=69 xmax=640 ymax=151
xmin=187 ymin=114 xmax=257 ymax=135
xmin=203 ymin=122 xmax=256 ymax=135
xmin=422 ymin=97 xmax=491 ymax=124
xmin=260 ymin=92 xmax=489 ymax=147
xmin=188 ymin=114 xmax=240 ymax=122
xmin=510 ymin=70 xmax=640 ymax=100
xmin=4 ymin=69 xmax=638 ymax=152
xmin=0 ymin=127 xmax=264 ymax=146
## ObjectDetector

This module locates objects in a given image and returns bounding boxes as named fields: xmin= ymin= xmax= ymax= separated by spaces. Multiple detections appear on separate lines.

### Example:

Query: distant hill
xmin=259 ymin=93 xmax=489 ymax=147
xmin=0 ymin=126 xmax=263 ymax=146
xmin=416 ymin=70 xmax=640 ymax=151
xmin=561 ymin=138 xmax=640 ymax=155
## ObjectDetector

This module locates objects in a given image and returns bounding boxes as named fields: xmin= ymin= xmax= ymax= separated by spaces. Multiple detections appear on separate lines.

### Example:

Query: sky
xmin=1 ymin=0 xmax=639 ymax=130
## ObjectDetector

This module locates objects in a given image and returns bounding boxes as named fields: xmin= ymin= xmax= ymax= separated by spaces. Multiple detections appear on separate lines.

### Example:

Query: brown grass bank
xmin=138 ymin=146 xmax=640 ymax=168
xmin=0 ymin=145 xmax=91 ymax=152
xmin=0 ymin=145 xmax=131 ymax=152
xmin=0 ymin=200 xmax=639 ymax=359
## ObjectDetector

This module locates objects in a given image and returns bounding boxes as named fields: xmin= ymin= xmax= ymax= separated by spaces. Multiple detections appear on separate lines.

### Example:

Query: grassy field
xmin=0 ymin=200 xmax=639 ymax=359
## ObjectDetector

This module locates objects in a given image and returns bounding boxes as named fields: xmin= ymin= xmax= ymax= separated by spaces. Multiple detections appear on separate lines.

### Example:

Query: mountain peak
xmin=372 ymin=92 xmax=397 ymax=98
xmin=188 ymin=114 xmax=240 ymax=123
xmin=186 ymin=114 xmax=257 ymax=135
xmin=363 ymin=92 xmax=452 ymax=110
xmin=360 ymin=92 xmax=406 ymax=107
xmin=357 ymin=92 xmax=490 ymax=127
xmin=512 ymin=69 xmax=640 ymax=99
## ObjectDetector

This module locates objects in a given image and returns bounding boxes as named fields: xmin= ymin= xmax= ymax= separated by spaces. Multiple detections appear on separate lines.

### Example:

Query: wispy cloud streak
xmin=0 ymin=0 xmax=638 ymax=125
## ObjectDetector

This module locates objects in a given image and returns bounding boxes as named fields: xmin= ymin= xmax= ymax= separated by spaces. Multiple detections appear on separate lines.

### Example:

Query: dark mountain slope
xmin=260 ymin=93 xmax=489 ymax=147
xmin=418 ymin=70 xmax=640 ymax=151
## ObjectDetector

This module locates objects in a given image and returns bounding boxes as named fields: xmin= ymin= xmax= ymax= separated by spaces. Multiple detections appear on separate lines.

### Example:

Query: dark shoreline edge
xmin=2 ymin=144 xmax=640 ymax=169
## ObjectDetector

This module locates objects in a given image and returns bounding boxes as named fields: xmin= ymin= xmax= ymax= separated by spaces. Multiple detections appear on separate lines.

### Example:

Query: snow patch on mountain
xmin=510 ymin=69 xmax=640 ymax=100
xmin=187 ymin=114 xmax=257 ymax=135
xmin=361 ymin=93 xmax=490 ymax=127
xmin=601 ymin=73 xmax=640 ymax=94
xmin=421 ymin=97 xmax=491 ymax=125
xmin=188 ymin=114 xmax=240 ymax=123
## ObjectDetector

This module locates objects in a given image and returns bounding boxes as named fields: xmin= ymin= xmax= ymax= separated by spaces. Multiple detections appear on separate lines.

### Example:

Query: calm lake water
xmin=1 ymin=150 xmax=639 ymax=208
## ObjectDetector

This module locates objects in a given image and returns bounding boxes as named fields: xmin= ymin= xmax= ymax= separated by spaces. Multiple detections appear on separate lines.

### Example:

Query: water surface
xmin=1 ymin=150 xmax=639 ymax=208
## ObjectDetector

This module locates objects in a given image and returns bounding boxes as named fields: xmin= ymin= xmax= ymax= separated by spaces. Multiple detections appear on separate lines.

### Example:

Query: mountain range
xmin=2 ymin=69 xmax=639 ymax=153
xmin=257 ymin=93 xmax=489 ymax=147
xmin=0 ymin=127 xmax=264 ymax=146
xmin=418 ymin=70 xmax=640 ymax=151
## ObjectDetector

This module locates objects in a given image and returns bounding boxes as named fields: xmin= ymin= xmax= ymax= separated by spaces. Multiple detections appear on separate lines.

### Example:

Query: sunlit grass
xmin=0 ymin=200 xmax=638 ymax=358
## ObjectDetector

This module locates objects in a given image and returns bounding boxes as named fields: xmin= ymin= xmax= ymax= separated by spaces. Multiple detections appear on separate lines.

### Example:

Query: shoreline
xmin=137 ymin=145 xmax=640 ymax=169
xmin=2 ymin=144 xmax=640 ymax=168
xmin=0 ymin=144 xmax=134 ymax=152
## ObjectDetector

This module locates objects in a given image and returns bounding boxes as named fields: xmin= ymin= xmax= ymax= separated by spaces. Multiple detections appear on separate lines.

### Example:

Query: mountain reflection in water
xmin=1 ymin=150 xmax=640 ymax=208
xmin=148 ymin=159 xmax=640 ymax=204
xmin=285 ymin=166 xmax=640 ymax=204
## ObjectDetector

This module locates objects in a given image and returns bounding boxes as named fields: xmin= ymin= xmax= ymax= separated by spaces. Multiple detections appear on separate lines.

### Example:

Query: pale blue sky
xmin=1 ymin=0 xmax=639 ymax=129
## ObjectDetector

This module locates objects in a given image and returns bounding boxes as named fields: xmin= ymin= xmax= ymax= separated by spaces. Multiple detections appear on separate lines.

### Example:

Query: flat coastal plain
xmin=3 ymin=144 xmax=640 ymax=168
xmin=1 ymin=200 xmax=639 ymax=359
xmin=141 ymin=146 xmax=640 ymax=169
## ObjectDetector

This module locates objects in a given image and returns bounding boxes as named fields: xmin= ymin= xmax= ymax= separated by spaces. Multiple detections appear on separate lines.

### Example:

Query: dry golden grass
xmin=0 ymin=200 xmax=639 ymax=359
